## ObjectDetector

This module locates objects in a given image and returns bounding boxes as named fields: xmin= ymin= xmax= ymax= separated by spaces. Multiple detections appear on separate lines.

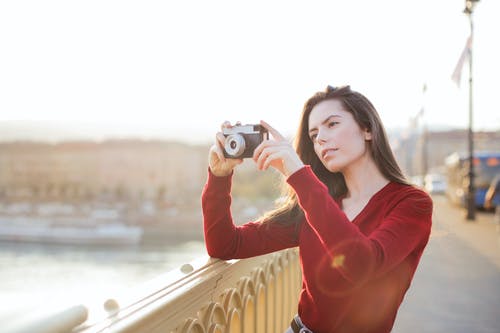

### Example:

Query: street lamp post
xmin=464 ymin=0 xmax=479 ymax=221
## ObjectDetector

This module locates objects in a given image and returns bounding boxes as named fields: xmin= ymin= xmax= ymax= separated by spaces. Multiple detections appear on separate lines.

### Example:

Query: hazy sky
xmin=0 ymin=0 xmax=498 ymax=143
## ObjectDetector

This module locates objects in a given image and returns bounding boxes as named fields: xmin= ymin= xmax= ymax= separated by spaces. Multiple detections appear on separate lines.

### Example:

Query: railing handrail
xmin=76 ymin=248 xmax=300 ymax=333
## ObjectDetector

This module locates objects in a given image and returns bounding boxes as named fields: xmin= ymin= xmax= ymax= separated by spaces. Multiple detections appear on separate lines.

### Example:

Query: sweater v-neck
xmin=341 ymin=181 xmax=395 ymax=223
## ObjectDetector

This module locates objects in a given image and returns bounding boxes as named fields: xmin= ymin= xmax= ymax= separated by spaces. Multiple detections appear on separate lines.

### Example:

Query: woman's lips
xmin=321 ymin=148 xmax=338 ymax=159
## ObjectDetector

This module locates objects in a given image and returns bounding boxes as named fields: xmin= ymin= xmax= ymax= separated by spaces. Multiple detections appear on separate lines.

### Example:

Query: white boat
xmin=0 ymin=217 xmax=143 ymax=246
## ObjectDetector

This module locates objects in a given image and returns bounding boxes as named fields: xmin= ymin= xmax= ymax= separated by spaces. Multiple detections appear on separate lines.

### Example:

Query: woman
xmin=202 ymin=85 xmax=433 ymax=333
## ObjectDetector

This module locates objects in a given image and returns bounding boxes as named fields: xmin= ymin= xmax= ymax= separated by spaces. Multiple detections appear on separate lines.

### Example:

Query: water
xmin=0 ymin=240 xmax=206 ymax=320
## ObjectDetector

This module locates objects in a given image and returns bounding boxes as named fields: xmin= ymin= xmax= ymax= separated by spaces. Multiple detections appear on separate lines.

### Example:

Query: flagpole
xmin=464 ymin=0 xmax=478 ymax=221
xmin=422 ymin=84 xmax=428 ymax=183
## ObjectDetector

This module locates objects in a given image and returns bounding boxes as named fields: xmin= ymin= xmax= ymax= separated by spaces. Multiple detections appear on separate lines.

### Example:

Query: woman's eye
xmin=310 ymin=134 xmax=317 ymax=141
xmin=328 ymin=121 xmax=339 ymax=127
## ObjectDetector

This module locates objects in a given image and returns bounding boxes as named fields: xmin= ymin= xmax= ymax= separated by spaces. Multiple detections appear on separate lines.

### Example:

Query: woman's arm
xmin=202 ymin=169 xmax=298 ymax=259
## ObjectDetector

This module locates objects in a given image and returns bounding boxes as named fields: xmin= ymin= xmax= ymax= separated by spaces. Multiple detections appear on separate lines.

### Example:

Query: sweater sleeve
xmin=287 ymin=166 xmax=432 ymax=283
xmin=201 ymin=169 xmax=298 ymax=260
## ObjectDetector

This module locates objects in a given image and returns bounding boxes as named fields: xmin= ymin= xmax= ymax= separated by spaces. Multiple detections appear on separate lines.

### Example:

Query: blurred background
xmin=0 ymin=0 xmax=499 ymax=325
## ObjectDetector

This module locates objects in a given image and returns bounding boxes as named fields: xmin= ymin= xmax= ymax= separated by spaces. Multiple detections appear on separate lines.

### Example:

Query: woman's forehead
xmin=309 ymin=100 xmax=350 ymax=126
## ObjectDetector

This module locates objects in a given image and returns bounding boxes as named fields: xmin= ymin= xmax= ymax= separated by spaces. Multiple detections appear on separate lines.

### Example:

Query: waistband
xmin=290 ymin=315 xmax=314 ymax=333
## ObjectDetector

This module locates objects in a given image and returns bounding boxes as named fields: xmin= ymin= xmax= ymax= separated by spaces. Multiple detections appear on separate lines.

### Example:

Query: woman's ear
xmin=364 ymin=129 xmax=372 ymax=141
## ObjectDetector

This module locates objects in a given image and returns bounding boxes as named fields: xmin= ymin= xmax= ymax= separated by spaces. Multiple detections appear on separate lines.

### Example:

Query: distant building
xmin=0 ymin=140 xmax=208 ymax=204
xmin=393 ymin=129 xmax=500 ymax=177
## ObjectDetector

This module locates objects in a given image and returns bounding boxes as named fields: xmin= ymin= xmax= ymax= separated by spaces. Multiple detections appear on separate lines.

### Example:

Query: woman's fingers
xmin=253 ymin=139 xmax=287 ymax=161
xmin=260 ymin=120 xmax=285 ymax=141
xmin=253 ymin=139 xmax=304 ymax=176
xmin=215 ymin=133 xmax=226 ymax=160
xmin=208 ymin=144 xmax=224 ymax=167
xmin=255 ymin=142 xmax=287 ymax=170
xmin=221 ymin=120 xmax=241 ymax=130
xmin=262 ymin=151 xmax=285 ymax=171
xmin=253 ymin=139 xmax=272 ymax=163
xmin=216 ymin=132 xmax=226 ymax=148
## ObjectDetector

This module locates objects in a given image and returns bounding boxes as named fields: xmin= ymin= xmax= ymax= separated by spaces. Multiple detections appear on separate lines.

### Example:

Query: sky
xmin=0 ymin=0 xmax=499 ymax=144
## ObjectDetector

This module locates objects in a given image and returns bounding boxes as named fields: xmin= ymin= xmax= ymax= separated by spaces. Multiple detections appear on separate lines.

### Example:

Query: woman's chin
xmin=322 ymin=160 xmax=343 ymax=173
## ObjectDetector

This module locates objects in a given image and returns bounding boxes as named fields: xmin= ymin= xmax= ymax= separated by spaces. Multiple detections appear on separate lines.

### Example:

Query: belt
xmin=290 ymin=315 xmax=313 ymax=333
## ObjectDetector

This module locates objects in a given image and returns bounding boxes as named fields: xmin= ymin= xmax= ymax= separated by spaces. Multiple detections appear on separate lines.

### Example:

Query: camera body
xmin=222 ymin=124 xmax=269 ymax=159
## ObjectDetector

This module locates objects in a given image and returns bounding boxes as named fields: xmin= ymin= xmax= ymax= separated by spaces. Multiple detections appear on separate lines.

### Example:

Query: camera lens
xmin=224 ymin=134 xmax=246 ymax=157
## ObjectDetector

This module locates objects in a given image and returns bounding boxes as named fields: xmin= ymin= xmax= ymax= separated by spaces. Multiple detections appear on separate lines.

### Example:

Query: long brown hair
xmin=261 ymin=85 xmax=409 ymax=226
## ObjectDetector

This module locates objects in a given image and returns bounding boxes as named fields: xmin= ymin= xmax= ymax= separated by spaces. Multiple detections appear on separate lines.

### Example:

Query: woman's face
xmin=308 ymin=99 xmax=372 ymax=173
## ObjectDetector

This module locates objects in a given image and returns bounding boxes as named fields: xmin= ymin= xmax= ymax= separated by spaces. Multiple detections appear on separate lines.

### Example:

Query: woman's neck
xmin=342 ymin=155 xmax=389 ymax=201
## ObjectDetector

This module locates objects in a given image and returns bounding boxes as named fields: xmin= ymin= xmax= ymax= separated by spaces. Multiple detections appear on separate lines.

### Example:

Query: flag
xmin=451 ymin=36 xmax=472 ymax=87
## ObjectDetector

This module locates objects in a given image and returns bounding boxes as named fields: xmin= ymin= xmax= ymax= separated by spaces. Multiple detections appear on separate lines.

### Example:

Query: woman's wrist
xmin=209 ymin=166 xmax=233 ymax=178
xmin=286 ymin=164 xmax=307 ymax=179
xmin=283 ymin=155 xmax=306 ymax=177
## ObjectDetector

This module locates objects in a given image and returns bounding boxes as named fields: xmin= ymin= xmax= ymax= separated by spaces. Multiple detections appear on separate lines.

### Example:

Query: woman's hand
xmin=208 ymin=121 xmax=244 ymax=177
xmin=253 ymin=120 xmax=304 ymax=177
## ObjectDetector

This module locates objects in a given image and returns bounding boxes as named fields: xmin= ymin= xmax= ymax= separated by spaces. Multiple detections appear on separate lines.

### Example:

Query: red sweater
xmin=202 ymin=166 xmax=432 ymax=333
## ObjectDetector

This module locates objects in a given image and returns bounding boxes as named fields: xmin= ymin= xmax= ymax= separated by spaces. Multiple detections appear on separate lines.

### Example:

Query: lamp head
xmin=464 ymin=0 xmax=479 ymax=14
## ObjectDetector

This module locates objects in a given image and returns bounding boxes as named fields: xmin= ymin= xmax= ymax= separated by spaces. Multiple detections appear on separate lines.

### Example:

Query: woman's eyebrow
xmin=309 ymin=115 xmax=342 ymax=134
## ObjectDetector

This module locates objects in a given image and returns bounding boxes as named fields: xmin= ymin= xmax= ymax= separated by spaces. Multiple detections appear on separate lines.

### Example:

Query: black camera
xmin=222 ymin=124 xmax=269 ymax=159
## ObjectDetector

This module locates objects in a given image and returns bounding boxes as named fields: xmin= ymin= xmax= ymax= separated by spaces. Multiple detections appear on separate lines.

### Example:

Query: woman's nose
xmin=316 ymin=131 xmax=327 ymax=144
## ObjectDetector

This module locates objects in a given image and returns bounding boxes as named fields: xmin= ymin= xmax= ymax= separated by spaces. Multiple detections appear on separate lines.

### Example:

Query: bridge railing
xmin=14 ymin=248 xmax=301 ymax=333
